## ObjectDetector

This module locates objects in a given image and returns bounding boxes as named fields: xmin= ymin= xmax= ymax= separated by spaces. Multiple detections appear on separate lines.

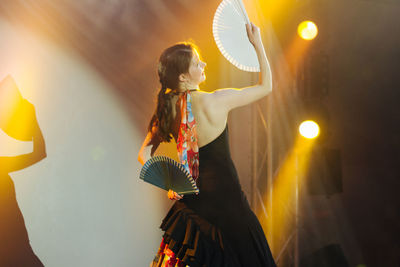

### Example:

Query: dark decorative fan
xmin=139 ymin=156 xmax=199 ymax=195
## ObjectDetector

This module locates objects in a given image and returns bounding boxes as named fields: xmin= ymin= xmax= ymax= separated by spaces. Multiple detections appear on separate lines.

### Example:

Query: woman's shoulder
xmin=192 ymin=89 xmax=225 ymax=112
xmin=191 ymin=90 xmax=217 ymax=111
xmin=191 ymin=89 xmax=215 ymax=102
xmin=192 ymin=90 xmax=229 ymax=127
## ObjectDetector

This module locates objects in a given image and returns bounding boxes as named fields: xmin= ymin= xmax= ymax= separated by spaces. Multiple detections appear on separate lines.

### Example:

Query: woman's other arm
xmin=137 ymin=129 xmax=182 ymax=200
xmin=137 ymin=127 xmax=160 ymax=166
xmin=205 ymin=23 xmax=272 ymax=114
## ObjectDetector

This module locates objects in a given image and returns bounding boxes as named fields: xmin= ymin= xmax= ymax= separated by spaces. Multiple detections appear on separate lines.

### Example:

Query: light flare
xmin=299 ymin=120 xmax=320 ymax=139
xmin=297 ymin=21 xmax=318 ymax=41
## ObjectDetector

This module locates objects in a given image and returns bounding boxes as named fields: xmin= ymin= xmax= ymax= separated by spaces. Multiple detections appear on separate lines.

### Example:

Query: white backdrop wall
xmin=0 ymin=20 xmax=168 ymax=267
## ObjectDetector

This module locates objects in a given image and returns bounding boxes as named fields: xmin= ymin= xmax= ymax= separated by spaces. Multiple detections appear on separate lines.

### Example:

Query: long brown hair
xmin=147 ymin=42 xmax=196 ymax=142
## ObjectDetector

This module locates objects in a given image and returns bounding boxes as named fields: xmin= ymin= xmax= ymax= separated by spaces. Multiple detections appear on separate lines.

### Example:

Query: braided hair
xmin=148 ymin=42 xmax=196 ymax=142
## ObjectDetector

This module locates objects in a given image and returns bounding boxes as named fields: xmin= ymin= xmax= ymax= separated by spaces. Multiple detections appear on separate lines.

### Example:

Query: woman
xmin=138 ymin=23 xmax=276 ymax=267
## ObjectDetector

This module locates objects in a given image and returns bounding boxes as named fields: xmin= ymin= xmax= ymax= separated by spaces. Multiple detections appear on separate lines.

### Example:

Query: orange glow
xmin=285 ymin=35 xmax=312 ymax=74
xmin=0 ymin=76 xmax=35 ymax=141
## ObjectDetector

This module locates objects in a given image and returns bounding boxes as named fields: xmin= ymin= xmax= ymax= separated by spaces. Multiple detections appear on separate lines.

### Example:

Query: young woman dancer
xmin=138 ymin=23 xmax=276 ymax=267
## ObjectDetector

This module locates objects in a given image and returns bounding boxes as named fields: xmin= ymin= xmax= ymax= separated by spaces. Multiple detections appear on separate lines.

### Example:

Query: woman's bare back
xmin=138 ymin=84 xmax=271 ymax=167
xmin=169 ymin=90 xmax=228 ymax=148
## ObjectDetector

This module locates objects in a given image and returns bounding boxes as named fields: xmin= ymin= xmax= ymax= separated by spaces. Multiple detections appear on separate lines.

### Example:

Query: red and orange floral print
xmin=176 ymin=90 xmax=199 ymax=182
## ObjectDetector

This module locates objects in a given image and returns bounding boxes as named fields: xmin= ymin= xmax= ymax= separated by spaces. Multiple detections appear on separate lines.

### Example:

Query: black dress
xmin=159 ymin=124 xmax=276 ymax=267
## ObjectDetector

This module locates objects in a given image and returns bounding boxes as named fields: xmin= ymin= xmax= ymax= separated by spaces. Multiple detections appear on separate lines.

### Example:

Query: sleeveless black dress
xmin=159 ymin=125 xmax=276 ymax=267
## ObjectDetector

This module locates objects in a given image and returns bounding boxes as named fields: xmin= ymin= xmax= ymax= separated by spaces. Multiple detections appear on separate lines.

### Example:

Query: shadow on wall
xmin=0 ymin=75 xmax=45 ymax=266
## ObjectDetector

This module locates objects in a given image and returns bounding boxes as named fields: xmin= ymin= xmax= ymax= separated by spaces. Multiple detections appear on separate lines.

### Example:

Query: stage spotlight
xmin=299 ymin=120 xmax=319 ymax=139
xmin=298 ymin=20 xmax=318 ymax=40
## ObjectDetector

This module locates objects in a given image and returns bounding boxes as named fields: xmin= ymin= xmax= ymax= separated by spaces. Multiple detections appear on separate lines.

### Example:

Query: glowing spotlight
xmin=298 ymin=21 xmax=318 ymax=40
xmin=299 ymin=120 xmax=319 ymax=139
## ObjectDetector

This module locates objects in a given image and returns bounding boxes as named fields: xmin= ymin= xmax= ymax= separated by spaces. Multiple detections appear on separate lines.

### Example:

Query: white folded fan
xmin=213 ymin=0 xmax=260 ymax=72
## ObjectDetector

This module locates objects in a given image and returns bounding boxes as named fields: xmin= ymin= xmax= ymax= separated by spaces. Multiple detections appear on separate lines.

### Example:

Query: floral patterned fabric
xmin=176 ymin=90 xmax=199 ymax=182
xmin=150 ymin=238 xmax=188 ymax=267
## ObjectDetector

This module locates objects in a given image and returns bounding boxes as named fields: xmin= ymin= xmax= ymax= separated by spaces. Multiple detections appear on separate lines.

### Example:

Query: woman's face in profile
xmin=186 ymin=49 xmax=207 ymax=86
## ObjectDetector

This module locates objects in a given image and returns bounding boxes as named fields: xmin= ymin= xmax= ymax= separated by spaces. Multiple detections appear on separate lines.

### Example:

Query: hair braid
xmin=147 ymin=42 xmax=198 ymax=143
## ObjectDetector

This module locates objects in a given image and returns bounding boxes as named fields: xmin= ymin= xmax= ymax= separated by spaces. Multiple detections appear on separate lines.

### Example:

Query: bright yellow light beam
xmin=260 ymin=136 xmax=315 ymax=254
xmin=297 ymin=21 xmax=318 ymax=40
xmin=299 ymin=120 xmax=320 ymax=139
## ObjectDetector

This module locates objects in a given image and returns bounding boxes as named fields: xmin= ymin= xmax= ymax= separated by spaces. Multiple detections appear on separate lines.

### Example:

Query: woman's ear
xmin=179 ymin=73 xmax=187 ymax=82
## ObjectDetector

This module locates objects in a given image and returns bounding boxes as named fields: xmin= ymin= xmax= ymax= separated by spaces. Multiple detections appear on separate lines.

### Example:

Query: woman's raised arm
xmin=205 ymin=22 xmax=272 ymax=114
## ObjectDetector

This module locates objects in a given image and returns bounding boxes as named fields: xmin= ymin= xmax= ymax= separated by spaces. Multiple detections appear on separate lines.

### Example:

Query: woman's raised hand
xmin=246 ymin=22 xmax=263 ymax=48
xmin=168 ymin=189 xmax=183 ymax=200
